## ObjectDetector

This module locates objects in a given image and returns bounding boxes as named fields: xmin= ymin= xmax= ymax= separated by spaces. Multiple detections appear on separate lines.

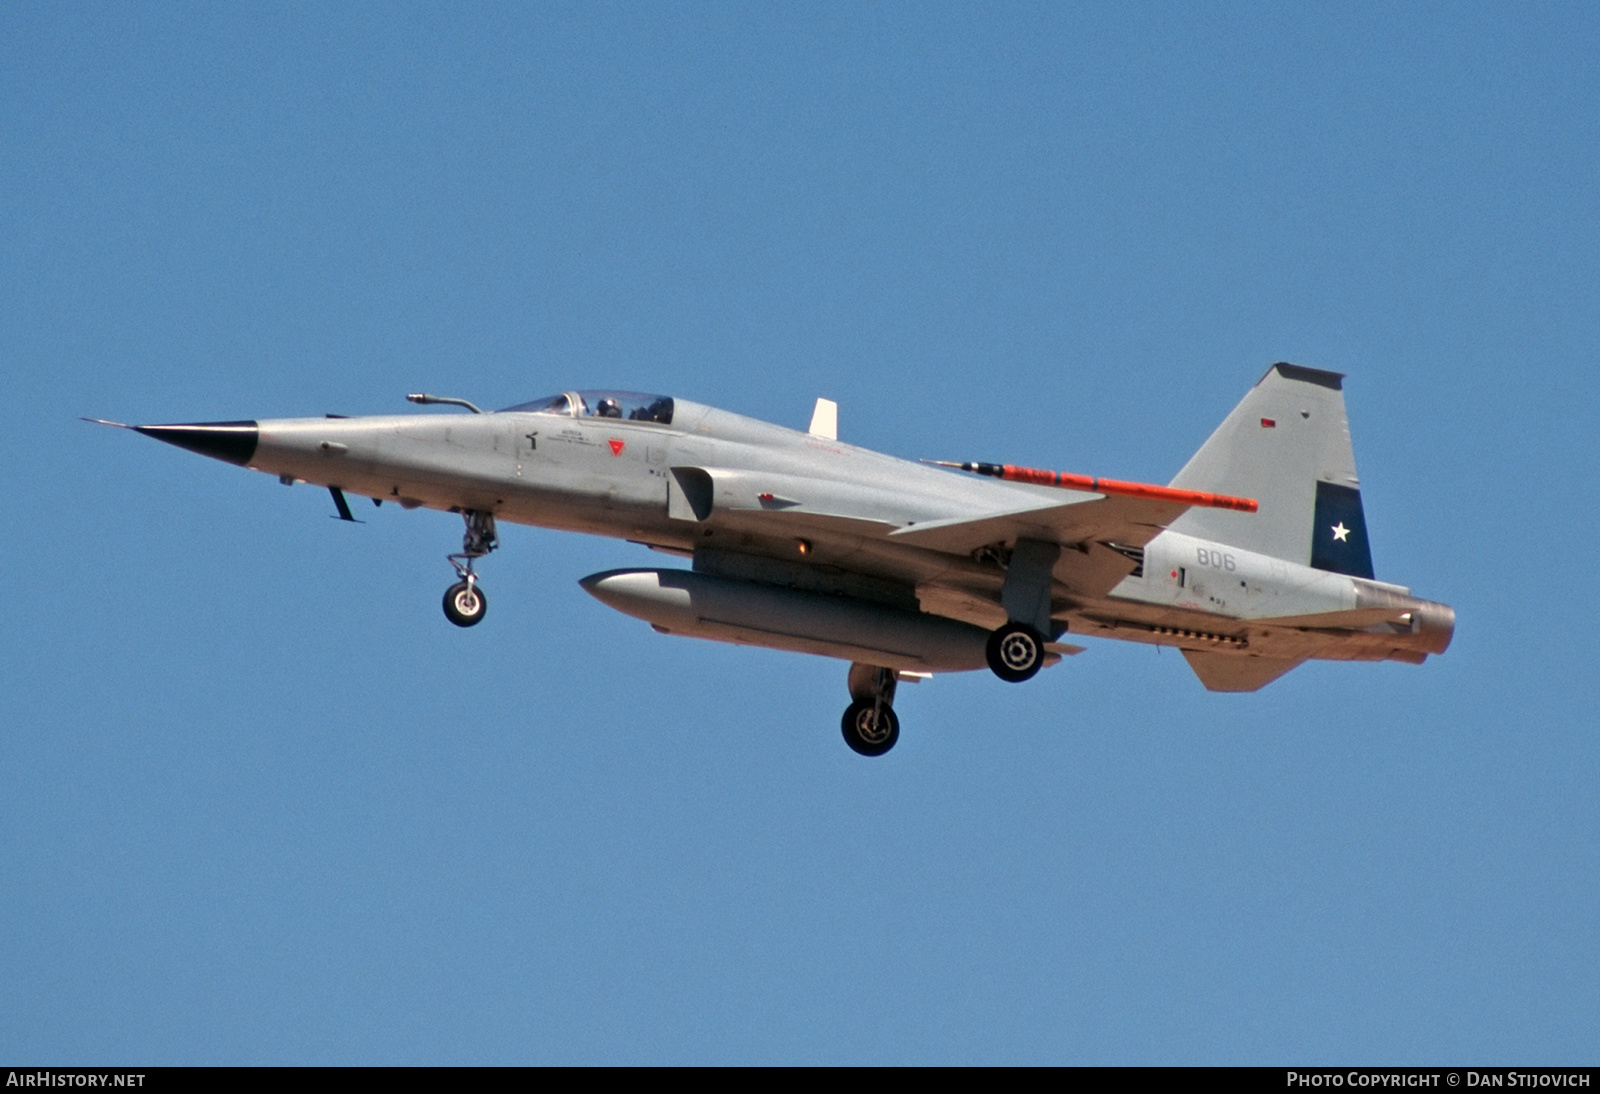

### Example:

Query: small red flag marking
xmin=1260 ymin=418 xmax=1276 ymax=428
xmin=608 ymin=438 xmax=625 ymax=456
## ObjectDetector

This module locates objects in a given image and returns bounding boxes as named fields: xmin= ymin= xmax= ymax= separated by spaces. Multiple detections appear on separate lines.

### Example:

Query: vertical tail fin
xmin=1167 ymin=363 xmax=1374 ymax=577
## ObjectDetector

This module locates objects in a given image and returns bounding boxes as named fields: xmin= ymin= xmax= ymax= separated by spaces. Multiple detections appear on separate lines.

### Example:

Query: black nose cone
xmin=133 ymin=421 xmax=259 ymax=466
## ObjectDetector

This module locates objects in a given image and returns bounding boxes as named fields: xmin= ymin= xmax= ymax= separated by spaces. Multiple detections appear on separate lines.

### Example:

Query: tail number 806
xmin=1196 ymin=547 xmax=1236 ymax=572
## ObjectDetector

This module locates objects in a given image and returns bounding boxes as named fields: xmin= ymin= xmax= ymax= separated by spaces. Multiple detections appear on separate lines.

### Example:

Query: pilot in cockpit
xmin=596 ymin=398 xmax=622 ymax=419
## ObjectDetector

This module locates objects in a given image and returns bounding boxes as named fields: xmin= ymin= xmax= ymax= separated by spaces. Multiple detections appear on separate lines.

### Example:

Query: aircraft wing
xmin=892 ymin=494 xmax=1193 ymax=604
xmin=890 ymin=493 xmax=1190 ymax=555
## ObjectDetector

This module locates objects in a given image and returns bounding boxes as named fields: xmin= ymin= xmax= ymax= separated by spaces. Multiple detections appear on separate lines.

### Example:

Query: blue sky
xmin=3 ymin=2 xmax=1596 ymax=1064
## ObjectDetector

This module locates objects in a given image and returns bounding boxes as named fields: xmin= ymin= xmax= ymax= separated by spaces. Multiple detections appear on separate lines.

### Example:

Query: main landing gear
xmin=842 ymin=664 xmax=900 ymax=757
xmin=442 ymin=509 xmax=497 ymax=628
xmin=988 ymin=536 xmax=1056 ymax=682
xmin=986 ymin=621 xmax=1046 ymax=683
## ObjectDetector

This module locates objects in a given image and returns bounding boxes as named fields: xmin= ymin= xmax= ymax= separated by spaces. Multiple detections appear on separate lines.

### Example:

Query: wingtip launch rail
xmin=925 ymin=460 xmax=1260 ymax=513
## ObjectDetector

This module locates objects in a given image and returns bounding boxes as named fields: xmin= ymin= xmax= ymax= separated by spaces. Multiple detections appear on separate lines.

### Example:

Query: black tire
xmin=443 ymin=581 xmax=487 ymax=627
xmin=841 ymin=700 xmax=899 ymax=757
xmin=986 ymin=622 xmax=1044 ymax=682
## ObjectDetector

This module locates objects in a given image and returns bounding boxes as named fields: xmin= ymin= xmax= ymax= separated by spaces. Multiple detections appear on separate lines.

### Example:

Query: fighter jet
xmin=94 ymin=363 xmax=1453 ymax=756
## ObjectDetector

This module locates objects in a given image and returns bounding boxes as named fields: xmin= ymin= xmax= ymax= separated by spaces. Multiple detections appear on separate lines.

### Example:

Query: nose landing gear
xmin=443 ymin=510 xmax=498 ymax=628
xmin=841 ymin=664 xmax=900 ymax=756
xmin=443 ymin=580 xmax=487 ymax=626
xmin=841 ymin=700 xmax=899 ymax=756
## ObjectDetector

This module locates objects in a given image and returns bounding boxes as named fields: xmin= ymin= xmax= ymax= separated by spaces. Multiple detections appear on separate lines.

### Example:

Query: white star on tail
xmin=1331 ymin=522 xmax=1350 ymax=542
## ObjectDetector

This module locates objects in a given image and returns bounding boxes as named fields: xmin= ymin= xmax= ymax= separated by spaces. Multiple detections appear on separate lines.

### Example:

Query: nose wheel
xmin=443 ymin=509 xmax=497 ymax=627
xmin=443 ymin=580 xmax=487 ymax=627
xmin=841 ymin=699 xmax=899 ymax=756
xmin=842 ymin=664 xmax=900 ymax=756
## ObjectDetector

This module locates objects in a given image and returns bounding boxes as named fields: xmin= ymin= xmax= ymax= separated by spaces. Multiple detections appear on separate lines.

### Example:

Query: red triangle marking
xmin=608 ymin=438 xmax=625 ymax=456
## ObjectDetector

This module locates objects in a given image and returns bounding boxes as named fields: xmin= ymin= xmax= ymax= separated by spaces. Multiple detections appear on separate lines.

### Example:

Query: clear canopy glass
xmin=498 ymin=391 xmax=675 ymax=425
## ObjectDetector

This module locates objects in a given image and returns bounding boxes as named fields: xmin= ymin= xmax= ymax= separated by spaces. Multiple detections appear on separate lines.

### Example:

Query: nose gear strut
xmin=443 ymin=510 xmax=497 ymax=627
xmin=841 ymin=664 xmax=901 ymax=756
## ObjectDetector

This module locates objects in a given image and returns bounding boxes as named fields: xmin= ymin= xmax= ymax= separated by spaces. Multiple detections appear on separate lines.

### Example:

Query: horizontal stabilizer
xmin=1182 ymin=650 xmax=1305 ymax=692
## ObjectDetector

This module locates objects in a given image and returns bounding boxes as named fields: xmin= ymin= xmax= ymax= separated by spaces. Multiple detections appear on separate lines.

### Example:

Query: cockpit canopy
xmin=499 ymin=390 xmax=674 ymax=425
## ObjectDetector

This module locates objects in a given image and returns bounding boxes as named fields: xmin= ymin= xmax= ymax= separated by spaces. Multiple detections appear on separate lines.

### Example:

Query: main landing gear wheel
xmin=987 ymin=622 xmax=1045 ymax=682
xmin=443 ymin=581 xmax=487 ymax=627
xmin=841 ymin=700 xmax=900 ymax=757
